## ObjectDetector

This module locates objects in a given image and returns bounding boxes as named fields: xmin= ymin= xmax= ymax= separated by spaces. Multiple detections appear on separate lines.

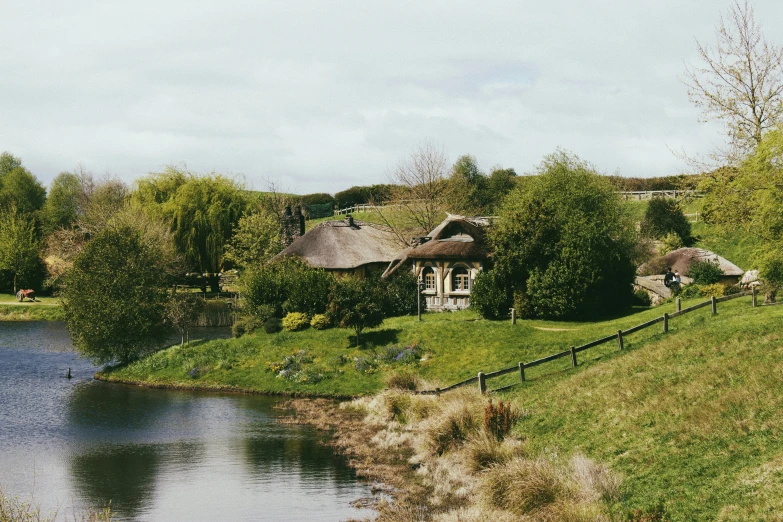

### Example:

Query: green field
xmin=102 ymin=295 xmax=752 ymax=398
xmin=502 ymin=298 xmax=783 ymax=520
xmin=0 ymin=293 xmax=63 ymax=321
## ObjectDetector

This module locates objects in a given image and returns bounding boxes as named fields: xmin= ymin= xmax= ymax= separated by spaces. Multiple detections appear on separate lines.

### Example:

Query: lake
xmin=0 ymin=321 xmax=375 ymax=521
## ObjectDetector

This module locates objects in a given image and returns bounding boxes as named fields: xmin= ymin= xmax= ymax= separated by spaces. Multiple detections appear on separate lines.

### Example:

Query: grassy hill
xmin=100 ymin=301 xmax=689 ymax=397
xmin=502 ymin=298 xmax=783 ymax=520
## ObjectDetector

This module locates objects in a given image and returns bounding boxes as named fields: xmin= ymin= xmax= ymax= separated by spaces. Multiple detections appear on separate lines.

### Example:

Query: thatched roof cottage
xmin=273 ymin=215 xmax=403 ymax=278
xmin=383 ymin=215 xmax=492 ymax=311
xmin=635 ymin=247 xmax=744 ymax=304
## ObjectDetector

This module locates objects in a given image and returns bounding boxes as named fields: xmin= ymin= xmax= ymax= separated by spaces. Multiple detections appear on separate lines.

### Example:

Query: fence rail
xmin=420 ymin=289 xmax=756 ymax=396
xmin=618 ymin=190 xmax=703 ymax=200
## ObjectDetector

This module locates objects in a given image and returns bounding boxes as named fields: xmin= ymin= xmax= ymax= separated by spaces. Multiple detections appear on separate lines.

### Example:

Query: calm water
xmin=0 ymin=322 xmax=375 ymax=521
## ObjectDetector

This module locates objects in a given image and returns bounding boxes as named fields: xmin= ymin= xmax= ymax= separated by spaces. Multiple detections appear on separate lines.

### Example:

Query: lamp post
xmin=417 ymin=279 xmax=425 ymax=322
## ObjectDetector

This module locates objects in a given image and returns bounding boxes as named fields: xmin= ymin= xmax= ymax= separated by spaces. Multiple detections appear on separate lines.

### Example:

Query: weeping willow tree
xmin=131 ymin=168 xmax=250 ymax=280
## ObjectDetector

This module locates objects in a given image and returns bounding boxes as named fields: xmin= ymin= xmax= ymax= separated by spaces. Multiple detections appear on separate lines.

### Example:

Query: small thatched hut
xmin=638 ymin=247 xmax=744 ymax=283
xmin=272 ymin=215 xmax=403 ymax=278
xmin=383 ymin=215 xmax=491 ymax=310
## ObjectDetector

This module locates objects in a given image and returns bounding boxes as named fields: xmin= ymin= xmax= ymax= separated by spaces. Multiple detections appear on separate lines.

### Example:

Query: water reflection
xmin=69 ymin=444 xmax=164 ymax=518
xmin=1 ymin=322 xmax=374 ymax=521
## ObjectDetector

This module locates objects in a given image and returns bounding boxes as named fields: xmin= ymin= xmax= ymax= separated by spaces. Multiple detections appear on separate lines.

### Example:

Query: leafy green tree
xmin=0 ymin=167 xmax=46 ymax=214
xmin=42 ymin=172 xmax=83 ymax=232
xmin=166 ymin=292 xmax=205 ymax=346
xmin=61 ymin=225 xmax=170 ymax=364
xmin=0 ymin=152 xmax=22 ymax=178
xmin=640 ymin=198 xmax=692 ymax=246
xmin=223 ymin=209 xmax=280 ymax=269
xmin=133 ymin=170 xmax=249 ymax=278
xmin=446 ymin=154 xmax=489 ymax=214
xmin=472 ymin=151 xmax=636 ymax=320
xmin=757 ymin=250 xmax=783 ymax=302
xmin=486 ymin=167 xmax=517 ymax=213
xmin=0 ymin=205 xmax=44 ymax=292
xmin=328 ymin=277 xmax=385 ymax=346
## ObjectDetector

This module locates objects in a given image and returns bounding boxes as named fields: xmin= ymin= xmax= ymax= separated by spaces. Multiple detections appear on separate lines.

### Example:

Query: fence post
xmin=478 ymin=372 xmax=486 ymax=394
xmin=752 ymin=286 xmax=757 ymax=308
xmin=510 ymin=308 xmax=516 ymax=325
xmin=676 ymin=297 xmax=681 ymax=312
xmin=711 ymin=296 xmax=717 ymax=316
xmin=570 ymin=346 xmax=577 ymax=368
xmin=518 ymin=362 xmax=525 ymax=382
xmin=617 ymin=330 xmax=624 ymax=350
xmin=663 ymin=313 xmax=669 ymax=333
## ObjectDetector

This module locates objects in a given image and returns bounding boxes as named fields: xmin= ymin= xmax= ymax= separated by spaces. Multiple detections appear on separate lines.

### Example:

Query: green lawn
xmin=102 ymin=295 xmax=752 ymax=398
xmin=0 ymin=293 xmax=63 ymax=321
xmin=500 ymin=298 xmax=783 ymax=520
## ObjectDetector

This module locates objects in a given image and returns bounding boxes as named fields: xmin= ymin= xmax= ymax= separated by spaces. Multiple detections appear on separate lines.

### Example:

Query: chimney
xmin=281 ymin=205 xmax=305 ymax=247
xmin=345 ymin=215 xmax=354 ymax=227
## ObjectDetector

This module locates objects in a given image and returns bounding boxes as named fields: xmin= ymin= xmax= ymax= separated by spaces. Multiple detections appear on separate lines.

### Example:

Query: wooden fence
xmin=419 ymin=288 xmax=760 ymax=396
xmin=619 ymin=190 xmax=703 ymax=200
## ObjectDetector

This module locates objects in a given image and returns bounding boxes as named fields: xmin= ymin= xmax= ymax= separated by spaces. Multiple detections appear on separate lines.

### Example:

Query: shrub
xmin=310 ymin=314 xmax=330 ymax=329
xmin=659 ymin=231 xmax=684 ymax=254
xmin=697 ymin=283 xmax=725 ymax=298
xmin=282 ymin=312 xmax=309 ymax=331
xmin=633 ymin=289 xmax=652 ymax=307
xmin=263 ymin=317 xmax=282 ymax=334
xmin=679 ymin=284 xmax=701 ymax=299
xmin=484 ymin=399 xmax=518 ymax=441
xmin=231 ymin=314 xmax=265 ymax=337
xmin=242 ymin=257 xmax=333 ymax=319
xmin=687 ymin=260 xmax=723 ymax=284
xmin=471 ymin=269 xmax=513 ymax=319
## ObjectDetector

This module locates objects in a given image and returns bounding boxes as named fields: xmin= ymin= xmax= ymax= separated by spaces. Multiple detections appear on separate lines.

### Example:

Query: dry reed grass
xmin=286 ymin=387 xmax=621 ymax=521
xmin=0 ymin=489 xmax=112 ymax=522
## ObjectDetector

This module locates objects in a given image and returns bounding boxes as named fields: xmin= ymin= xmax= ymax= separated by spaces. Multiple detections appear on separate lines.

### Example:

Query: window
xmin=422 ymin=267 xmax=436 ymax=290
xmin=452 ymin=267 xmax=470 ymax=291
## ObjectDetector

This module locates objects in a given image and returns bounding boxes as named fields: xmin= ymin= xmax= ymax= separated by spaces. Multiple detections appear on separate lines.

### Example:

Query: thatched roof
xmin=273 ymin=219 xmax=403 ymax=270
xmin=638 ymin=247 xmax=744 ymax=277
xmin=382 ymin=215 xmax=491 ymax=278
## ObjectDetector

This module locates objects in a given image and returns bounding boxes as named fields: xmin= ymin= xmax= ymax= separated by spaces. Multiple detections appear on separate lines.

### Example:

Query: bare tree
xmin=372 ymin=142 xmax=450 ymax=246
xmin=684 ymin=0 xmax=783 ymax=163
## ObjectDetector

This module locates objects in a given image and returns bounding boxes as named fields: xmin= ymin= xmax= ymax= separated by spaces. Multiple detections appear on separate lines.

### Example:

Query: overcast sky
xmin=3 ymin=1 xmax=783 ymax=194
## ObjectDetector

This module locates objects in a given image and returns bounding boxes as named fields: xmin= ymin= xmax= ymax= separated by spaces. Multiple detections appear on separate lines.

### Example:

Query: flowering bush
xmin=282 ymin=312 xmax=309 ymax=331
xmin=310 ymin=314 xmax=331 ymax=330
xmin=378 ymin=343 xmax=422 ymax=365
xmin=265 ymin=350 xmax=325 ymax=383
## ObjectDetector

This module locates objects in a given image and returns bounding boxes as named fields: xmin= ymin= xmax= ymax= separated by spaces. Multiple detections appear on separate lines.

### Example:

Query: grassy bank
xmin=0 ymin=294 xmax=63 ymax=322
xmin=284 ymin=297 xmax=783 ymax=521
xmin=499 ymin=299 xmax=783 ymax=520
xmin=102 ymin=294 xmax=751 ymax=398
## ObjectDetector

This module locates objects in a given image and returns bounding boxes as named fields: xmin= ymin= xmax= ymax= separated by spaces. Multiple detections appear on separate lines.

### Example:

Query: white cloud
xmin=2 ymin=0 xmax=783 ymax=192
